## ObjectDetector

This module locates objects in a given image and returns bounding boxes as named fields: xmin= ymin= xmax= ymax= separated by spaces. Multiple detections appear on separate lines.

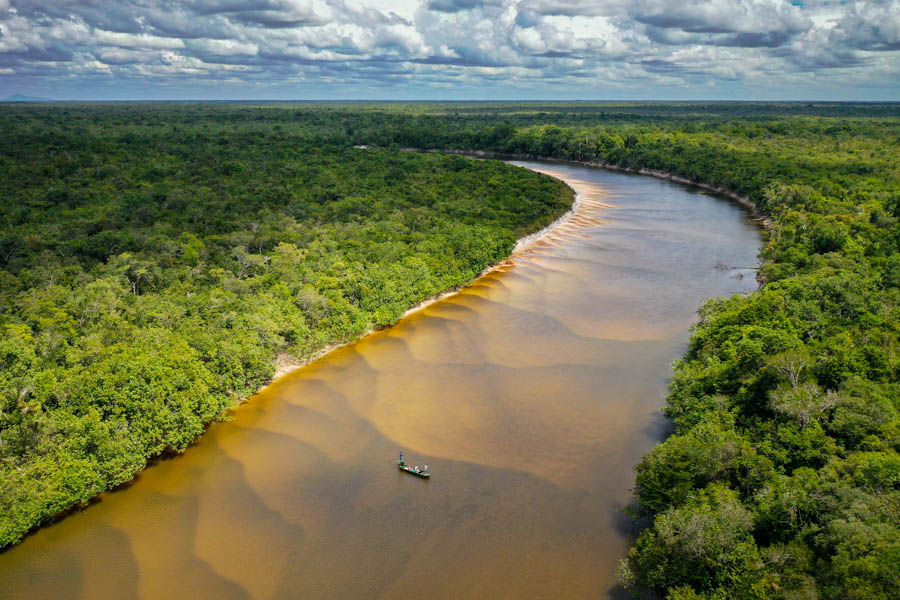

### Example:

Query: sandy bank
xmin=400 ymin=148 xmax=771 ymax=229
xmin=263 ymin=165 xmax=582 ymax=385
xmin=263 ymin=147 xmax=768 ymax=388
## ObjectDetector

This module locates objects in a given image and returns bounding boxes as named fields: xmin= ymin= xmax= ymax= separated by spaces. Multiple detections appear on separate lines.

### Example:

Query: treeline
xmin=0 ymin=109 xmax=572 ymax=548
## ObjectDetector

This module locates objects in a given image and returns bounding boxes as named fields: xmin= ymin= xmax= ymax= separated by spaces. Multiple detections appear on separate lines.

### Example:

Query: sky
xmin=0 ymin=0 xmax=898 ymax=101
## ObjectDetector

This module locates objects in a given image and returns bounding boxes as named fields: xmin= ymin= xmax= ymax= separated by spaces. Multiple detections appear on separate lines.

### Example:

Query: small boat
xmin=398 ymin=460 xmax=430 ymax=478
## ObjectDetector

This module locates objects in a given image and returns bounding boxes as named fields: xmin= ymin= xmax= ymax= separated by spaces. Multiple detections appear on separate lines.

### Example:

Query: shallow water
xmin=0 ymin=161 xmax=761 ymax=599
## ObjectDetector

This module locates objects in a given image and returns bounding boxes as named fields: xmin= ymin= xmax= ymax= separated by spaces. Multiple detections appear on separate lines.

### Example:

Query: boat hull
xmin=398 ymin=461 xmax=430 ymax=478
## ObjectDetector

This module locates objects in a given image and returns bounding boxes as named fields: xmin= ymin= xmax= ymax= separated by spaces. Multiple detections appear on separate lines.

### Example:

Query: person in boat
xmin=414 ymin=466 xmax=419 ymax=473
xmin=399 ymin=451 xmax=403 ymax=464
xmin=423 ymin=464 xmax=428 ymax=472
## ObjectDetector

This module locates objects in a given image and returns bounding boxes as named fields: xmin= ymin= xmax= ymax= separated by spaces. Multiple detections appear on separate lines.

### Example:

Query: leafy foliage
xmin=0 ymin=105 xmax=572 ymax=547
xmin=338 ymin=100 xmax=900 ymax=599
xmin=1 ymin=102 xmax=898 ymax=599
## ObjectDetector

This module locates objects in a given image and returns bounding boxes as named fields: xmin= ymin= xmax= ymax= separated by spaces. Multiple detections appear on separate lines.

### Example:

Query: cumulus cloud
xmin=831 ymin=0 xmax=900 ymax=51
xmin=0 ymin=0 xmax=897 ymax=99
xmin=94 ymin=31 xmax=187 ymax=50
xmin=633 ymin=0 xmax=809 ymax=35
xmin=186 ymin=38 xmax=259 ymax=57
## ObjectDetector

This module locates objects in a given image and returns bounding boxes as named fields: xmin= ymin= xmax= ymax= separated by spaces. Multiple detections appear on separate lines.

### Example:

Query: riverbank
xmin=267 ymin=164 xmax=583 ymax=382
xmin=393 ymin=147 xmax=771 ymax=229
xmin=0 ymin=137 xmax=582 ymax=552
xmin=264 ymin=147 xmax=765 ymax=386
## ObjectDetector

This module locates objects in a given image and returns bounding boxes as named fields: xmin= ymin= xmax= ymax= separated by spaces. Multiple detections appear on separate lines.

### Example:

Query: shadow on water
xmin=643 ymin=410 xmax=675 ymax=442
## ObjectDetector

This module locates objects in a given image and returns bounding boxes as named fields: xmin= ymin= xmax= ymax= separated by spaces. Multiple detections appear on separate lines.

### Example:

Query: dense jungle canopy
xmin=1 ymin=102 xmax=898 ymax=600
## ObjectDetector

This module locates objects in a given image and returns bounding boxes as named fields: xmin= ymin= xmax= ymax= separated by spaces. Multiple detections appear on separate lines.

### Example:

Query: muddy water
xmin=0 ymin=161 xmax=760 ymax=599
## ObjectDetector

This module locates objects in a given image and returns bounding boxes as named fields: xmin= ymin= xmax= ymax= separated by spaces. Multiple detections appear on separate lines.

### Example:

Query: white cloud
xmin=95 ymin=31 xmax=187 ymax=50
xmin=74 ymin=58 xmax=113 ymax=74
xmin=187 ymin=38 xmax=259 ymax=56
xmin=831 ymin=0 xmax=900 ymax=51
xmin=633 ymin=0 xmax=810 ymax=35
xmin=0 ymin=23 xmax=26 ymax=53
xmin=0 ymin=0 xmax=897 ymax=98
xmin=95 ymin=47 xmax=157 ymax=64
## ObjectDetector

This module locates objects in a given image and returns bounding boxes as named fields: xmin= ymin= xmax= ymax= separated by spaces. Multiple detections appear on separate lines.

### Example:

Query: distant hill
xmin=3 ymin=94 xmax=54 ymax=102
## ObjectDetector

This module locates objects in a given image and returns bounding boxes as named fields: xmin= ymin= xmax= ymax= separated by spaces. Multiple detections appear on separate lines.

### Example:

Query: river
xmin=0 ymin=160 xmax=761 ymax=599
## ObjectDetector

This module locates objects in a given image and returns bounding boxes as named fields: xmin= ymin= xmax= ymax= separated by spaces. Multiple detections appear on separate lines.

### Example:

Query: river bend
xmin=0 ymin=160 xmax=761 ymax=599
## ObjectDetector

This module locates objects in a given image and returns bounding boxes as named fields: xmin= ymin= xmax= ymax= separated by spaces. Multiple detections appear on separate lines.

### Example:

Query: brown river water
xmin=0 ymin=160 xmax=761 ymax=599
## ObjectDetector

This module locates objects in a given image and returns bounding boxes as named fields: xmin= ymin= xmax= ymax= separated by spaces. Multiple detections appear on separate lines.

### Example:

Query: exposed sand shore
xmin=419 ymin=149 xmax=771 ymax=228
xmin=263 ymin=164 xmax=582 ymax=385
xmin=263 ymin=149 xmax=767 ymax=388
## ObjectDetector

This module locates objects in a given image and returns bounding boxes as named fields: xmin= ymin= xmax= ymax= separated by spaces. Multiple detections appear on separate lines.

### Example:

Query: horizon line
xmin=4 ymin=98 xmax=900 ymax=104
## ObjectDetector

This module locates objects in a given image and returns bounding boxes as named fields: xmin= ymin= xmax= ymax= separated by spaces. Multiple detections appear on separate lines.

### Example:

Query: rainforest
xmin=1 ymin=102 xmax=898 ymax=600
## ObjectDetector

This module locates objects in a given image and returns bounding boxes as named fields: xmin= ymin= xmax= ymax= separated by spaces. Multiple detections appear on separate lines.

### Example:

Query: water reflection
xmin=0 ymin=161 xmax=760 ymax=599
